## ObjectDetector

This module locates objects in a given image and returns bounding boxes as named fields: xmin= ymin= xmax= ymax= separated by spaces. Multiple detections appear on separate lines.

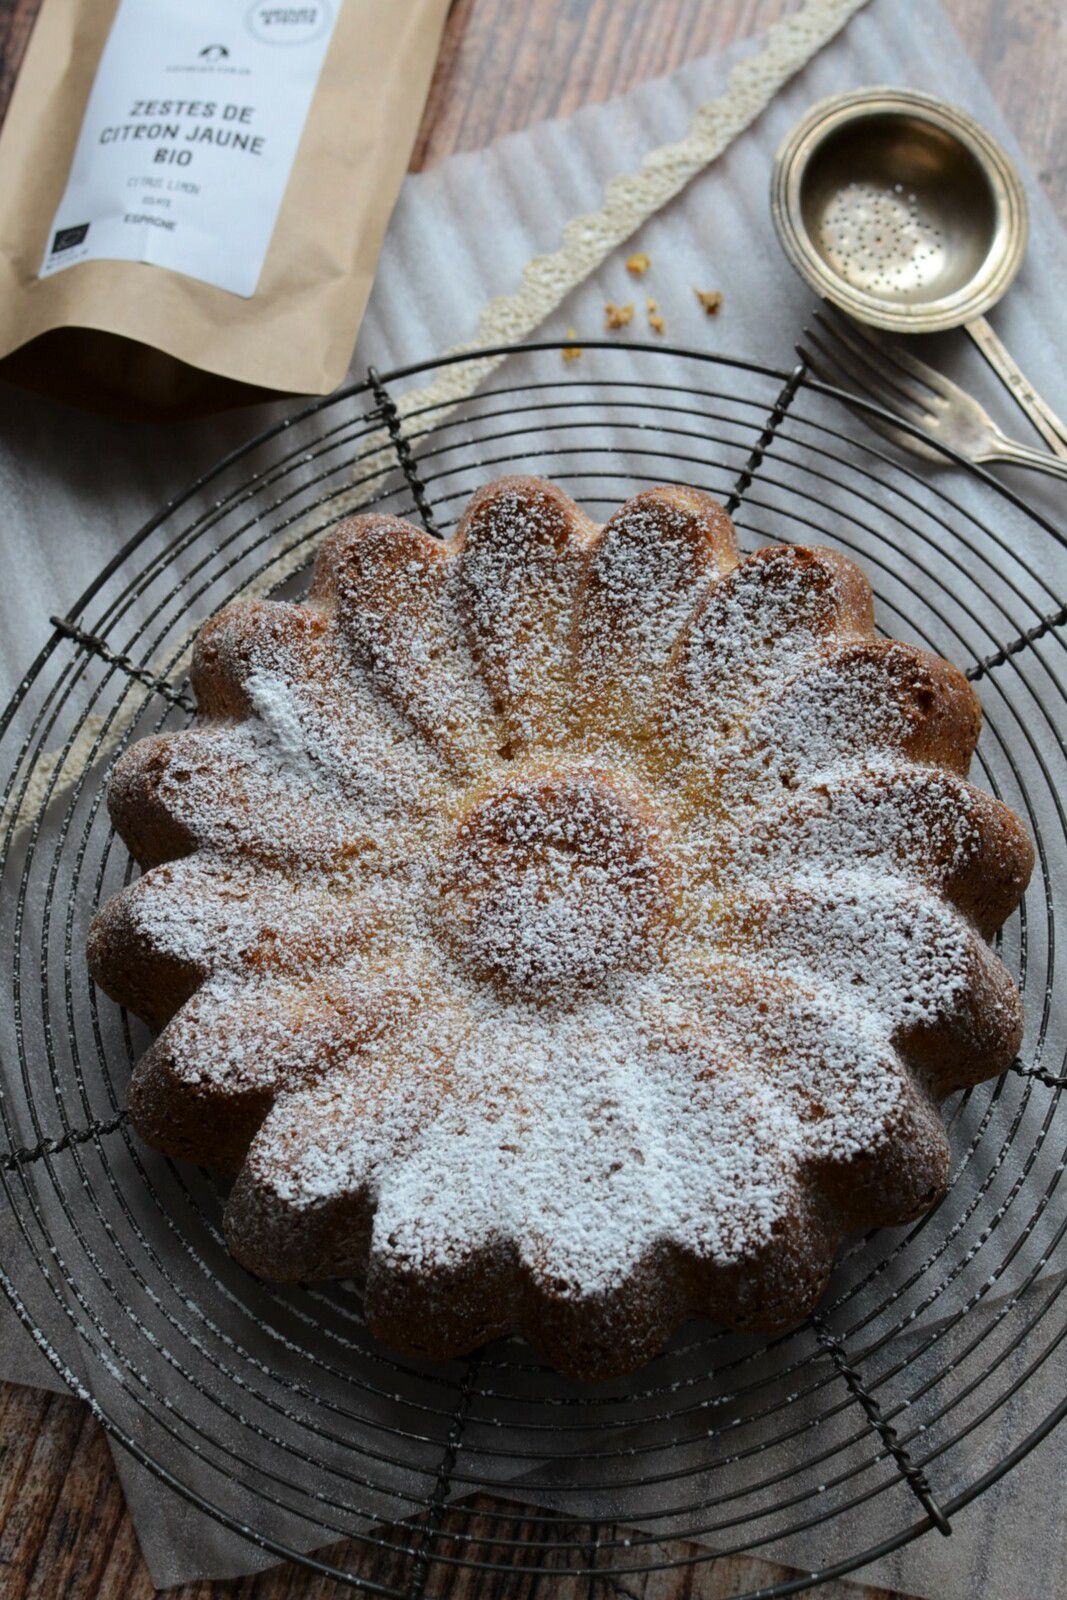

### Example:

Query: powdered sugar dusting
xmin=574 ymin=490 xmax=737 ymax=728
xmin=244 ymin=956 xmax=933 ymax=1295
xmin=92 ymin=478 xmax=1028 ymax=1349
xmin=456 ymin=478 xmax=591 ymax=748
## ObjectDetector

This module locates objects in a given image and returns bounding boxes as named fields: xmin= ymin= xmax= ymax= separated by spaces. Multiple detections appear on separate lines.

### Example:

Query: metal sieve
xmin=771 ymin=87 xmax=1067 ymax=456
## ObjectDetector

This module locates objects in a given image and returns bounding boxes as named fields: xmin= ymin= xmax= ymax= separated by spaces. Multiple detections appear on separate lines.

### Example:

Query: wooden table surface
xmin=0 ymin=1 xmax=1063 ymax=1596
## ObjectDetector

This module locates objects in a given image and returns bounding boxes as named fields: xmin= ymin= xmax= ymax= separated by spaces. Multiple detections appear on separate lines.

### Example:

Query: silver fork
xmin=798 ymin=308 xmax=1067 ymax=481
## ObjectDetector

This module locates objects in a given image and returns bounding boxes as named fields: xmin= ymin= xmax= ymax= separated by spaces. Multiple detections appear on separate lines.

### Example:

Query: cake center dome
xmin=437 ymin=770 xmax=673 ymax=997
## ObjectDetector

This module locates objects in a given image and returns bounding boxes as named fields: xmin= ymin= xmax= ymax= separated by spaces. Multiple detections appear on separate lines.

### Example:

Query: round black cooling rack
xmin=0 ymin=341 xmax=1064 ymax=1597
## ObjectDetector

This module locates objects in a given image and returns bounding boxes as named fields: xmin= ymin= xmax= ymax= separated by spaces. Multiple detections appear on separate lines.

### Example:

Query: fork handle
xmin=965 ymin=316 xmax=1067 ymax=458
xmin=985 ymin=435 xmax=1067 ymax=480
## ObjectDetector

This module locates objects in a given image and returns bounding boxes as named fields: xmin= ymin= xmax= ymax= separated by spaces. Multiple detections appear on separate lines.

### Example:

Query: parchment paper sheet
xmin=0 ymin=0 xmax=1063 ymax=1590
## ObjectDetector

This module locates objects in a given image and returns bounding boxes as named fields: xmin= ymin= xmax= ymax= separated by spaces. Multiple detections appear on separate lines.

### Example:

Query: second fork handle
xmin=965 ymin=316 xmax=1067 ymax=458
xmin=988 ymin=437 xmax=1067 ymax=480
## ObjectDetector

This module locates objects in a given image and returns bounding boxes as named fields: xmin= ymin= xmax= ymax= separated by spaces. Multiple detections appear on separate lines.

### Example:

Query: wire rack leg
xmin=367 ymin=367 xmax=441 ymax=540
xmin=725 ymin=360 xmax=809 ymax=515
xmin=966 ymin=604 xmax=1067 ymax=681
xmin=0 ymin=1111 xmax=129 ymax=1172
xmin=811 ymin=1314 xmax=952 ymax=1537
xmin=49 ymin=615 xmax=195 ymax=714
xmin=1010 ymin=1056 xmax=1067 ymax=1091
xmin=404 ymin=1355 xmax=480 ymax=1599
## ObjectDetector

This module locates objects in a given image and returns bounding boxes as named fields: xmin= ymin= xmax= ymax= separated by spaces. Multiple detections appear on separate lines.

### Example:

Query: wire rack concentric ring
xmin=0 ymin=341 xmax=1063 ymax=1597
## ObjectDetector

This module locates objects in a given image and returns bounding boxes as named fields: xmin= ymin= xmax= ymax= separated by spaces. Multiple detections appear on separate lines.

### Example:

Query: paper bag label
xmin=39 ymin=0 xmax=340 ymax=298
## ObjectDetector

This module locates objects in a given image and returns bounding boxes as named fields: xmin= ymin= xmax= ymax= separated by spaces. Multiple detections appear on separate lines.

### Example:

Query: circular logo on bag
xmin=245 ymin=2 xmax=333 ymax=45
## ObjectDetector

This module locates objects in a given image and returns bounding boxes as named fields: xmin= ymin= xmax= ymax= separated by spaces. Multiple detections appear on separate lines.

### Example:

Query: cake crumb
xmin=646 ymin=299 xmax=665 ymax=335
xmin=695 ymin=288 xmax=724 ymax=316
xmin=562 ymin=329 xmax=582 ymax=363
xmin=604 ymin=301 xmax=635 ymax=331
xmin=626 ymin=252 xmax=651 ymax=276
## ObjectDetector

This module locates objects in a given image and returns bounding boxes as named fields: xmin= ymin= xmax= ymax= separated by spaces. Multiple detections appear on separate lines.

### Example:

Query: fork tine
xmin=801 ymin=328 xmax=889 ymax=408
xmin=798 ymin=333 xmax=944 ymax=463
xmin=817 ymin=305 xmax=956 ymax=405
xmin=803 ymin=323 xmax=929 ymax=426
xmin=812 ymin=309 xmax=938 ymax=419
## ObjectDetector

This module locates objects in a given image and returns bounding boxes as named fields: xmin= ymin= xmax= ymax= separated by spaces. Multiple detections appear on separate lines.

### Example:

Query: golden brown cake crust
xmin=88 ymin=476 xmax=1033 ymax=1381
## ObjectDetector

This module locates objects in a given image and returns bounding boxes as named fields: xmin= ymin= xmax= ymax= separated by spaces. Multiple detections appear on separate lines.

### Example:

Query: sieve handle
xmin=965 ymin=316 xmax=1067 ymax=459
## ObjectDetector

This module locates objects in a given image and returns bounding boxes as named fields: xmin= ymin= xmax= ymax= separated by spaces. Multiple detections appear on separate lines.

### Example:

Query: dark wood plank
xmin=0 ymin=0 xmax=1062 ymax=1595
xmin=410 ymin=0 xmax=790 ymax=173
xmin=409 ymin=0 xmax=1067 ymax=225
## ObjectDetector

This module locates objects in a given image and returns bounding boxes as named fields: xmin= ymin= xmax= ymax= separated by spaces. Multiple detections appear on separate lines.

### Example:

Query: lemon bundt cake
xmin=88 ymin=478 xmax=1033 ymax=1380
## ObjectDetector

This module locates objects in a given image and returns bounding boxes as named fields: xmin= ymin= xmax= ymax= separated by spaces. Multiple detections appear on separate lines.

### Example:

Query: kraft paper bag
xmin=0 ymin=0 xmax=450 ymax=417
